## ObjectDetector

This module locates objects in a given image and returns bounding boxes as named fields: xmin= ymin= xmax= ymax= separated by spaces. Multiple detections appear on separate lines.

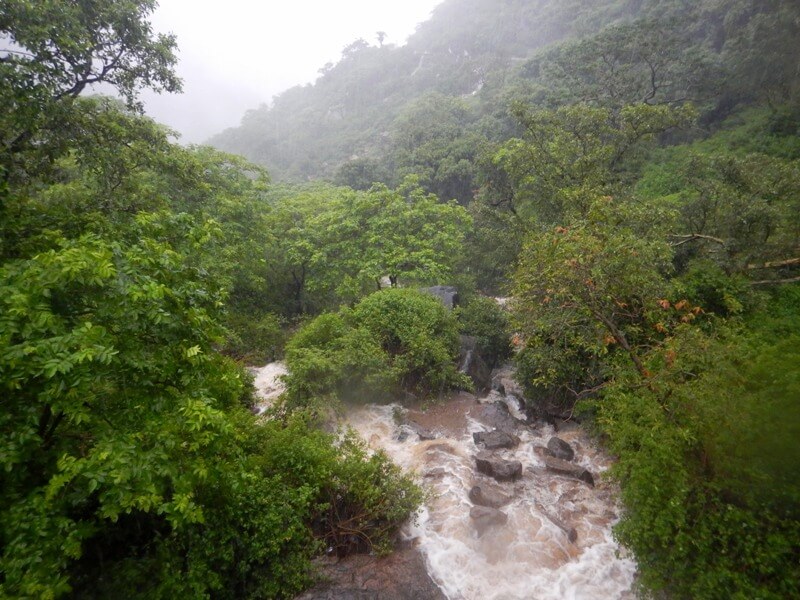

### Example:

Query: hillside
xmin=208 ymin=0 xmax=629 ymax=181
xmin=3 ymin=1 xmax=799 ymax=598
xmin=208 ymin=0 xmax=797 ymax=193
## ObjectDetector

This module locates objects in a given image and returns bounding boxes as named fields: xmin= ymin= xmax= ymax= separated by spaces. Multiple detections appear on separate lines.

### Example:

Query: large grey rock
xmin=459 ymin=336 xmax=492 ymax=392
xmin=475 ymin=401 xmax=524 ymax=432
xmin=543 ymin=455 xmax=595 ymax=486
xmin=469 ymin=505 xmax=508 ymax=536
xmin=419 ymin=285 xmax=459 ymax=310
xmin=546 ymin=436 xmax=575 ymax=461
xmin=475 ymin=451 xmax=522 ymax=481
xmin=469 ymin=485 xmax=512 ymax=509
xmin=473 ymin=429 xmax=520 ymax=450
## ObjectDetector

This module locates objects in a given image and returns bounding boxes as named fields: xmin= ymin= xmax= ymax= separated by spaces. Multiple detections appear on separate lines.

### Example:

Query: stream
xmin=252 ymin=363 xmax=637 ymax=600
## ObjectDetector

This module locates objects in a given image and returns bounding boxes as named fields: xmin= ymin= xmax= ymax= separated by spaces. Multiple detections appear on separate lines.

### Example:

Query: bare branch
xmin=750 ymin=276 xmax=800 ymax=286
xmin=746 ymin=257 xmax=800 ymax=270
xmin=668 ymin=233 xmax=726 ymax=247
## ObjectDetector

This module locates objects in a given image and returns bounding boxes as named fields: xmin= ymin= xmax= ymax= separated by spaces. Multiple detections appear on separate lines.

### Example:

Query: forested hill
xmin=207 ymin=0 xmax=632 ymax=181
xmin=208 ymin=0 xmax=797 ymax=191
xmin=3 ymin=0 xmax=800 ymax=597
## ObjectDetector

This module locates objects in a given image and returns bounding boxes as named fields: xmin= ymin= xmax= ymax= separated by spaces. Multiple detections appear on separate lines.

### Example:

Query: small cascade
xmin=248 ymin=361 xmax=287 ymax=414
xmin=346 ymin=392 xmax=637 ymax=600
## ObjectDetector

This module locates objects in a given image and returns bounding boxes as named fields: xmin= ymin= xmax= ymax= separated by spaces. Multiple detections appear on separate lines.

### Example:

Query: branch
xmin=750 ymin=276 xmax=800 ymax=286
xmin=746 ymin=257 xmax=800 ymax=270
xmin=668 ymin=233 xmax=726 ymax=247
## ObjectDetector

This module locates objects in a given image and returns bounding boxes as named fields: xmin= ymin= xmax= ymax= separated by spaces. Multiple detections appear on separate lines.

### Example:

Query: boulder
xmin=468 ymin=485 xmax=512 ymax=509
xmin=474 ymin=451 xmax=522 ymax=481
xmin=458 ymin=336 xmax=492 ymax=392
xmin=543 ymin=455 xmax=595 ymax=486
xmin=469 ymin=505 xmax=508 ymax=536
xmin=546 ymin=437 xmax=575 ymax=461
xmin=475 ymin=401 xmax=523 ymax=432
xmin=473 ymin=429 xmax=520 ymax=450
xmin=419 ymin=285 xmax=459 ymax=310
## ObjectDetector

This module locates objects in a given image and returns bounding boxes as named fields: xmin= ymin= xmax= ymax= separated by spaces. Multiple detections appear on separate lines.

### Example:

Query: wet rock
xmin=475 ymin=451 xmax=522 ymax=481
xmin=546 ymin=437 xmax=575 ymax=461
xmin=469 ymin=485 xmax=512 ymax=509
xmin=538 ymin=505 xmax=578 ymax=543
xmin=394 ymin=427 xmax=411 ymax=443
xmin=543 ymin=455 xmax=595 ymax=486
xmin=490 ymin=364 xmax=525 ymax=399
xmin=402 ymin=421 xmax=437 ymax=441
xmin=412 ymin=424 xmax=437 ymax=441
xmin=470 ymin=505 xmax=508 ymax=536
xmin=475 ymin=401 xmax=524 ymax=432
xmin=506 ymin=393 xmax=525 ymax=412
xmin=423 ymin=467 xmax=448 ymax=479
xmin=459 ymin=336 xmax=492 ymax=392
xmin=419 ymin=285 xmax=459 ymax=310
xmin=473 ymin=429 xmax=520 ymax=450
xmin=296 ymin=541 xmax=446 ymax=600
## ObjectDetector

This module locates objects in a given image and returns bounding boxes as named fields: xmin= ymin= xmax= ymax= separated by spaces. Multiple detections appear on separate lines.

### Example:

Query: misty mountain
xmin=207 ymin=0 xmax=796 ymax=189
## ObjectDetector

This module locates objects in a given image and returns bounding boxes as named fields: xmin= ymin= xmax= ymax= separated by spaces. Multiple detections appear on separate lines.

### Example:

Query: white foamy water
xmin=345 ymin=397 xmax=637 ymax=600
xmin=248 ymin=361 xmax=287 ymax=413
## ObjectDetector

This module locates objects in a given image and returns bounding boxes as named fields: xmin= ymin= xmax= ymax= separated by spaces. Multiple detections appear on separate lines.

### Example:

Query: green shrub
xmin=65 ymin=414 xmax=421 ymax=600
xmin=595 ymin=321 xmax=800 ymax=599
xmin=284 ymin=288 xmax=469 ymax=405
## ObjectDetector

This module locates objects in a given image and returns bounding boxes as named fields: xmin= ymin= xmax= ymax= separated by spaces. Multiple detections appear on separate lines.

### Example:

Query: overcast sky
xmin=141 ymin=0 xmax=443 ymax=143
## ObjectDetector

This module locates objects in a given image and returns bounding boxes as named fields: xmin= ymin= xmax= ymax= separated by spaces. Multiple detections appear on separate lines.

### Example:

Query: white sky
xmin=141 ymin=0 xmax=443 ymax=143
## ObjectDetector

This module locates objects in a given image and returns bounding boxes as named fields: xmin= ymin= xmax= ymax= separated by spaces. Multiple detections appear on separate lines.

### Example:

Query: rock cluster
xmin=462 ymin=365 xmax=599 ymax=539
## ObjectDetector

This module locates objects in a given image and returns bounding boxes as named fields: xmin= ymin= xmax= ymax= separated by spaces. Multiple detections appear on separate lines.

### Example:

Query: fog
xmin=141 ymin=0 xmax=443 ymax=143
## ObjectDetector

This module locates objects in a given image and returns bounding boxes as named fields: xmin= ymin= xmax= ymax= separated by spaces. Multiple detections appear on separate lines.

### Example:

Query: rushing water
xmin=252 ymin=363 xmax=637 ymax=600
xmin=248 ymin=361 xmax=287 ymax=414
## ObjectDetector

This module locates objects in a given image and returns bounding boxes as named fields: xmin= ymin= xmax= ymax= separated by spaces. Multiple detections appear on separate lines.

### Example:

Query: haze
xmin=141 ymin=0 xmax=443 ymax=143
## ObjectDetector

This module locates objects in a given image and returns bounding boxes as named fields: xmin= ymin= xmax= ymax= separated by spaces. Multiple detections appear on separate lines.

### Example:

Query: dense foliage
xmin=4 ymin=0 xmax=800 ymax=597
xmin=284 ymin=288 xmax=469 ymax=406
xmin=0 ymin=3 xmax=422 ymax=598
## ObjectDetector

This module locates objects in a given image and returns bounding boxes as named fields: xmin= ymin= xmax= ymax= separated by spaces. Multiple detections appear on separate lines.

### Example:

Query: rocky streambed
xmin=251 ymin=363 xmax=637 ymax=599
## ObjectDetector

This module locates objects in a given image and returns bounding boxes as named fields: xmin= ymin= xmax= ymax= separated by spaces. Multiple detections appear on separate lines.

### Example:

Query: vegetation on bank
xmin=2 ymin=0 xmax=800 ymax=598
xmin=0 ymin=2 xmax=423 ymax=597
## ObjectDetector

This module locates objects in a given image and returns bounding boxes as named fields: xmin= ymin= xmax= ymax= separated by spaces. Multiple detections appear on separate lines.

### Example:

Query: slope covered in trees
xmin=214 ymin=0 xmax=800 ymax=596
xmin=3 ymin=0 xmax=800 ymax=598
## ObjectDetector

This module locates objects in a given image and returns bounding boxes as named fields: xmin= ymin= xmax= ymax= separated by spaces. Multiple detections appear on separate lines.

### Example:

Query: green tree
xmin=530 ymin=17 xmax=719 ymax=110
xmin=266 ymin=179 xmax=471 ymax=313
xmin=0 ymin=0 xmax=181 ymax=182
xmin=284 ymin=288 xmax=469 ymax=405
xmin=486 ymin=102 xmax=695 ymax=228
xmin=512 ymin=198 xmax=675 ymax=410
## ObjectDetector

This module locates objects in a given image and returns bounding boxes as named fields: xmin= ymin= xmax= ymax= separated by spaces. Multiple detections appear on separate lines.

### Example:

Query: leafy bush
xmin=284 ymin=288 xmax=469 ymax=405
xmin=222 ymin=310 xmax=286 ymax=364
xmin=60 ymin=414 xmax=421 ymax=600
xmin=595 ymin=317 xmax=800 ymax=599
xmin=454 ymin=295 xmax=512 ymax=368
